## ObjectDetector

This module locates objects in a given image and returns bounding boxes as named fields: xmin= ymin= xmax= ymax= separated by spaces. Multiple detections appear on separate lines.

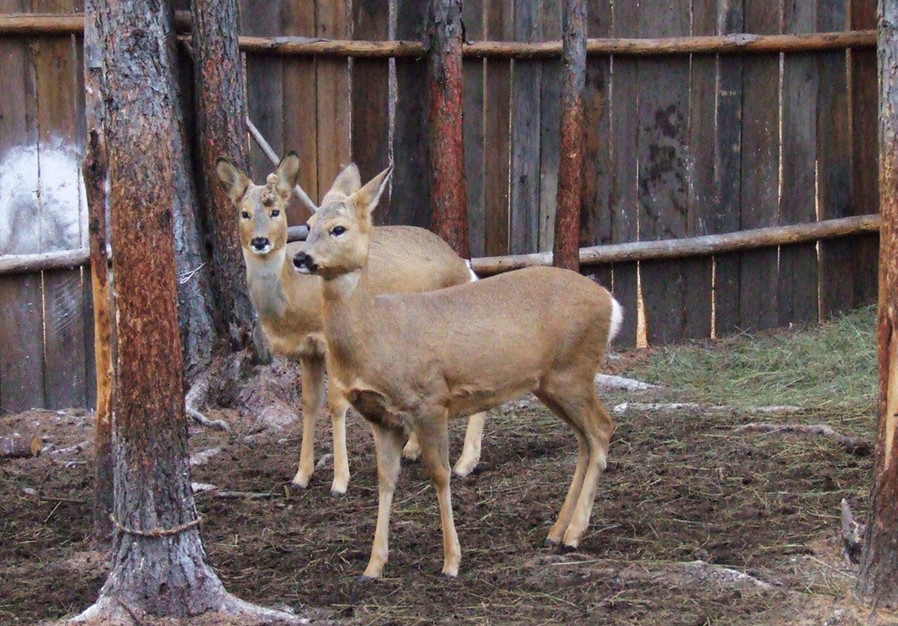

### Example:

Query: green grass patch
xmin=623 ymin=305 xmax=878 ymax=412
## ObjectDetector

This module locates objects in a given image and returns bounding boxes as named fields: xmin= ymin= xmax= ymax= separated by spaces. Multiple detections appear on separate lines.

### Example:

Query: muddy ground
xmin=0 ymin=350 xmax=889 ymax=625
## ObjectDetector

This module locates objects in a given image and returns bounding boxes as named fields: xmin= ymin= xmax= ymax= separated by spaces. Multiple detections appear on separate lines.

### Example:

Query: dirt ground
xmin=0 ymin=350 xmax=890 ymax=625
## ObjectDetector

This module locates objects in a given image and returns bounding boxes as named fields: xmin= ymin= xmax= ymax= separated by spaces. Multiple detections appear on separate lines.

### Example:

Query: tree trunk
xmin=426 ymin=0 xmax=471 ymax=259
xmin=74 ymin=4 xmax=298 ymax=622
xmin=82 ymin=8 xmax=113 ymax=546
xmin=855 ymin=0 xmax=898 ymax=608
xmin=553 ymin=0 xmax=586 ymax=272
xmin=192 ymin=0 xmax=261 ymax=354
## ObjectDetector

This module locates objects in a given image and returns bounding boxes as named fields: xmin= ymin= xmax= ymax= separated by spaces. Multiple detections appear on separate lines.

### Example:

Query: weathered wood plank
xmin=608 ymin=0 xmax=639 ymax=347
xmin=351 ymin=0 xmax=391 ymax=222
xmin=538 ymin=0 xmax=562 ymax=255
xmin=34 ymin=0 xmax=88 ymax=410
xmin=712 ymin=0 xmax=745 ymax=337
xmin=240 ymin=0 xmax=283 ymax=181
xmin=738 ymin=0 xmax=781 ymax=332
xmin=0 ymin=0 xmax=44 ymax=414
xmin=638 ymin=0 xmax=706 ymax=345
xmin=392 ymin=1 xmax=429 ymax=228
xmin=818 ymin=0 xmax=854 ymax=320
xmin=462 ymin=0 xmax=485 ymax=256
xmin=509 ymin=0 xmax=541 ymax=254
xmin=281 ymin=0 xmax=317 ymax=222
xmin=483 ymin=0 xmax=511 ymax=255
xmin=778 ymin=0 xmax=819 ymax=327
xmin=315 ymin=0 xmax=351 ymax=206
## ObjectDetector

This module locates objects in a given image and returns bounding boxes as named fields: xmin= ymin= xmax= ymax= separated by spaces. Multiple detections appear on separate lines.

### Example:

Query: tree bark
xmin=73 ymin=3 xmax=288 ymax=620
xmin=191 ymin=0 xmax=261 ymax=354
xmin=855 ymin=1 xmax=898 ymax=608
xmin=553 ymin=0 xmax=586 ymax=272
xmin=425 ymin=0 xmax=471 ymax=258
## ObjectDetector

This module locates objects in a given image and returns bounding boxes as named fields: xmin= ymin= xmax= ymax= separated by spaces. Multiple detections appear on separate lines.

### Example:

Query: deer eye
xmin=330 ymin=225 xmax=347 ymax=237
xmin=241 ymin=211 xmax=250 ymax=219
xmin=271 ymin=209 xmax=280 ymax=218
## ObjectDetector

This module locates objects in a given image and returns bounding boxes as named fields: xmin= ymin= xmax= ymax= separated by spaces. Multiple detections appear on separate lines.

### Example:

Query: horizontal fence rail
xmin=0 ymin=13 xmax=876 ymax=59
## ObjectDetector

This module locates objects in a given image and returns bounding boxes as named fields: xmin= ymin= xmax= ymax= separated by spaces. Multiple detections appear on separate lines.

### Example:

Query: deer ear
xmin=216 ymin=157 xmax=251 ymax=204
xmin=275 ymin=151 xmax=301 ymax=199
xmin=354 ymin=167 xmax=393 ymax=219
xmin=331 ymin=163 xmax=362 ymax=195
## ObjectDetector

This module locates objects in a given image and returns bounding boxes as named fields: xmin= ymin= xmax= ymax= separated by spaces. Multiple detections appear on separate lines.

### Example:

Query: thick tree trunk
xmin=74 ymin=4 xmax=296 ymax=622
xmin=553 ymin=0 xmax=586 ymax=272
xmin=192 ymin=0 xmax=261 ymax=353
xmin=426 ymin=0 xmax=471 ymax=259
xmin=855 ymin=1 xmax=898 ymax=608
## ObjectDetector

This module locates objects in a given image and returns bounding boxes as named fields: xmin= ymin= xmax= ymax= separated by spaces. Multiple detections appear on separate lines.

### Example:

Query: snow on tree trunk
xmin=855 ymin=0 xmax=898 ymax=608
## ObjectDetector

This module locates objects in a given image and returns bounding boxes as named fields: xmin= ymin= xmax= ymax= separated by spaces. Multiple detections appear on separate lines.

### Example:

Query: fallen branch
xmin=189 ymin=447 xmax=222 ymax=467
xmin=736 ymin=423 xmax=872 ymax=456
xmin=48 ymin=440 xmax=90 ymax=456
xmin=595 ymin=374 xmax=661 ymax=392
xmin=1 ymin=434 xmax=42 ymax=458
xmin=613 ymin=402 xmax=805 ymax=416
xmin=840 ymin=499 xmax=864 ymax=564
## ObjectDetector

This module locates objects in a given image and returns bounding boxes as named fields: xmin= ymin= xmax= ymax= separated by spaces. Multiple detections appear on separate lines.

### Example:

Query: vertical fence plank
xmin=539 ymin=0 xmax=562 ymax=255
xmin=483 ymin=0 xmax=512 ymax=255
xmin=818 ymin=0 xmax=854 ymax=319
xmin=282 ymin=0 xmax=317 ymax=221
xmin=638 ymin=0 xmax=708 ymax=345
xmin=0 ymin=0 xmax=44 ymax=414
xmin=463 ymin=0 xmax=485 ymax=257
xmin=779 ymin=1 xmax=819 ymax=327
xmin=608 ymin=1 xmax=639 ymax=347
xmin=392 ymin=1 xmax=429 ymax=228
xmin=848 ymin=0 xmax=880 ymax=307
xmin=509 ymin=0 xmax=541 ymax=254
xmin=316 ymin=0 xmax=351 ymax=204
xmin=241 ymin=0 xmax=283 ymax=181
xmin=738 ymin=0 xmax=781 ymax=332
xmin=352 ymin=0 xmax=391 ymax=221
xmin=34 ymin=0 xmax=88 ymax=410
xmin=713 ymin=2 xmax=745 ymax=337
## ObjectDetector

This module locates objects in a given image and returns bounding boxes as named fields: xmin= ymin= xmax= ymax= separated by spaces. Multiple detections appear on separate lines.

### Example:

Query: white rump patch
xmin=608 ymin=297 xmax=623 ymax=344
xmin=466 ymin=259 xmax=479 ymax=282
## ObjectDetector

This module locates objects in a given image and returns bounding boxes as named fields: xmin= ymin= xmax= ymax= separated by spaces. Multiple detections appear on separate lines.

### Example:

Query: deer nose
xmin=250 ymin=237 xmax=270 ymax=251
xmin=293 ymin=251 xmax=317 ymax=274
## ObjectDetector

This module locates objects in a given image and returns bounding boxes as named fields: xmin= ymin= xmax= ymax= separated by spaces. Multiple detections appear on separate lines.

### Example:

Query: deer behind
xmin=216 ymin=153 xmax=487 ymax=495
xmin=294 ymin=166 xmax=623 ymax=579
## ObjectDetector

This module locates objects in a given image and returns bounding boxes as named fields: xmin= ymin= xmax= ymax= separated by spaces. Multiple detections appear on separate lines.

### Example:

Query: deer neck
xmin=320 ymin=266 xmax=377 ymax=369
xmin=243 ymin=246 xmax=288 ymax=320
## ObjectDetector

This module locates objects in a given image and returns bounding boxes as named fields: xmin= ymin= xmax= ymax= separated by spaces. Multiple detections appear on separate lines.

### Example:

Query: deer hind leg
xmin=363 ymin=422 xmax=406 ymax=580
xmin=416 ymin=411 xmax=461 ymax=577
xmin=327 ymin=385 xmax=353 ymax=495
xmin=292 ymin=355 xmax=326 ymax=489
xmin=452 ymin=411 xmax=487 ymax=478
xmin=537 ymin=379 xmax=615 ymax=549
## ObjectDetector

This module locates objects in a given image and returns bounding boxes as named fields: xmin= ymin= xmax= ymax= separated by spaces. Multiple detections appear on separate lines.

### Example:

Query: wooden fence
xmin=0 ymin=0 xmax=881 ymax=413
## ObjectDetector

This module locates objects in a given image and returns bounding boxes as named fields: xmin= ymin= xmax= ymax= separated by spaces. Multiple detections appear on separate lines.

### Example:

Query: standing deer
xmin=293 ymin=166 xmax=623 ymax=579
xmin=216 ymin=153 xmax=486 ymax=495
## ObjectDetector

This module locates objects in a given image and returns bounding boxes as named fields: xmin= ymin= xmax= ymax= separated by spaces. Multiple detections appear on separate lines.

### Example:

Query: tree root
xmin=736 ymin=422 xmax=872 ymax=456
xmin=68 ymin=591 xmax=308 ymax=625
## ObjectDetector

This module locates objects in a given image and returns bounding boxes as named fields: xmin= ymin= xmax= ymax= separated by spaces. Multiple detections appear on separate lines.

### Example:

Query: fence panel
xmin=463 ymin=0 xmax=485 ymax=257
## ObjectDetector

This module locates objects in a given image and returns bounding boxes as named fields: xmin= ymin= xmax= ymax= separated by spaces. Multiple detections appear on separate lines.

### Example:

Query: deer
xmin=293 ymin=166 xmax=623 ymax=579
xmin=215 ymin=153 xmax=487 ymax=496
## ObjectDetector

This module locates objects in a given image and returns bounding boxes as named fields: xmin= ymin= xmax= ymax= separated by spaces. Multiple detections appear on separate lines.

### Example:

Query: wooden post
xmin=82 ymin=5 xmax=113 ymax=544
xmin=553 ymin=0 xmax=586 ymax=271
xmin=855 ymin=1 xmax=898 ymax=608
xmin=426 ymin=0 xmax=470 ymax=258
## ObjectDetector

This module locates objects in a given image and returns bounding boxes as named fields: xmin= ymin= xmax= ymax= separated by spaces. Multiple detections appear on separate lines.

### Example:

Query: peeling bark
xmin=426 ymin=0 xmax=471 ymax=258
xmin=855 ymin=1 xmax=898 ymax=608
xmin=553 ymin=0 xmax=586 ymax=272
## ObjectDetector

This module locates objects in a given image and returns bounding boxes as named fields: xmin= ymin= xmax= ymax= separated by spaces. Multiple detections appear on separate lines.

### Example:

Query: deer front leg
xmin=292 ymin=355 xmax=326 ymax=489
xmin=452 ymin=411 xmax=486 ymax=478
xmin=328 ymin=386 xmax=352 ymax=495
xmin=402 ymin=431 xmax=421 ymax=461
xmin=362 ymin=422 xmax=405 ymax=580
